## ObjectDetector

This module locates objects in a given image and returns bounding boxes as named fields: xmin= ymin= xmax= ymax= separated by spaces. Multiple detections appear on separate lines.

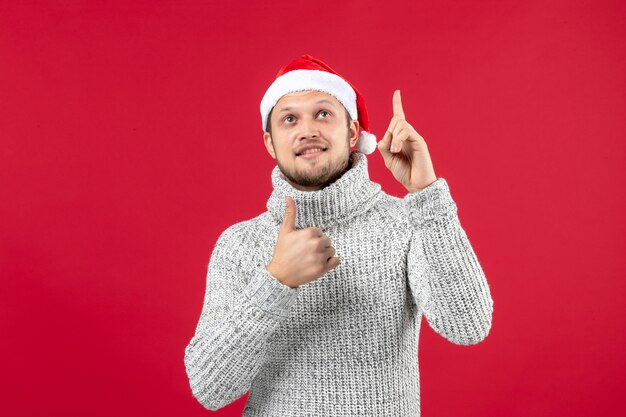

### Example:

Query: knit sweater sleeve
xmin=184 ymin=224 xmax=300 ymax=410
xmin=403 ymin=178 xmax=494 ymax=345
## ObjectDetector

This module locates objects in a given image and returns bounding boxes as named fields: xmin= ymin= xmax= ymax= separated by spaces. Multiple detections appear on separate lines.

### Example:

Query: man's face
xmin=263 ymin=90 xmax=360 ymax=191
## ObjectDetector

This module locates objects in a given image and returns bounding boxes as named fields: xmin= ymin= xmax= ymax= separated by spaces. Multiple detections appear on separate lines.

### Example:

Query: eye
xmin=318 ymin=110 xmax=331 ymax=118
xmin=283 ymin=115 xmax=295 ymax=123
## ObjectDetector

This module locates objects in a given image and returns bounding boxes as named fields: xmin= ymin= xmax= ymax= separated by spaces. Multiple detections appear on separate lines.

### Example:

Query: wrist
xmin=405 ymin=177 xmax=438 ymax=194
xmin=266 ymin=263 xmax=295 ymax=288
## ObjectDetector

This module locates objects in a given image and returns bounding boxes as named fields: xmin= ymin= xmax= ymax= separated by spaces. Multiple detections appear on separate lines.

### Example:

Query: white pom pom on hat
xmin=260 ymin=54 xmax=377 ymax=155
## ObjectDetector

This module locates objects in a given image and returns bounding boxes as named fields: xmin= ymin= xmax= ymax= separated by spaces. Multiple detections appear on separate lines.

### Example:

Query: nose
xmin=299 ymin=117 xmax=320 ymax=140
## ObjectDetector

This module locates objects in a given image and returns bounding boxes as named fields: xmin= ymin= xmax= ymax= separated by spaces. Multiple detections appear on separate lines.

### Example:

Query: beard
xmin=274 ymin=131 xmax=353 ymax=189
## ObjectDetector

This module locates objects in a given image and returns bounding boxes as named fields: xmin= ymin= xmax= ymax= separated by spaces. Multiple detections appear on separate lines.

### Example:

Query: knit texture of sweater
xmin=184 ymin=149 xmax=494 ymax=416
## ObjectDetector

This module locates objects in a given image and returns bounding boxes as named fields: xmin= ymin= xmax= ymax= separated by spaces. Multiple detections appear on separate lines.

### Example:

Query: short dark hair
xmin=265 ymin=106 xmax=352 ymax=136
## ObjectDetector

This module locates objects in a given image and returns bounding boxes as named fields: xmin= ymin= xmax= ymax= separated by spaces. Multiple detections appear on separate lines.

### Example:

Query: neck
xmin=267 ymin=150 xmax=383 ymax=230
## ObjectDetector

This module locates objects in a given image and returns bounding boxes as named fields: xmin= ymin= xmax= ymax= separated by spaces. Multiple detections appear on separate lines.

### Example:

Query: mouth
xmin=296 ymin=147 xmax=327 ymax=159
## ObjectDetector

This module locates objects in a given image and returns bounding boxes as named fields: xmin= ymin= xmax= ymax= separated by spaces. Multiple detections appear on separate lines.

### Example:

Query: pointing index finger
xmin=393 ymin=89 xmax=405 ymax=119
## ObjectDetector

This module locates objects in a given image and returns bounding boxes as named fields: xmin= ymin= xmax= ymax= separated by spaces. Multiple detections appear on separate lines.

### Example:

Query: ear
xmin=263 ymin=131 xmax=277 ymax=159
xmin=349 ymin=119 xmax=360 ymax=148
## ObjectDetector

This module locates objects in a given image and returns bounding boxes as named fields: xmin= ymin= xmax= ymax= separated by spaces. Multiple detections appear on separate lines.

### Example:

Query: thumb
xmin=281 ymin=196 xmax=297 ymax=232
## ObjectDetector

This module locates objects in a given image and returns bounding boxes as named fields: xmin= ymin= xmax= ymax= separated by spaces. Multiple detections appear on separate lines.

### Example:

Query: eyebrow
xmin=276 ymin=99 xmax=338 ymax=114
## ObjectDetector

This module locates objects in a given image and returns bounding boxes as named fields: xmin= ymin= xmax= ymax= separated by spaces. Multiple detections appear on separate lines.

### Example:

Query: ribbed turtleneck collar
xmin=266 ymin=150 xmax=383 ymax=230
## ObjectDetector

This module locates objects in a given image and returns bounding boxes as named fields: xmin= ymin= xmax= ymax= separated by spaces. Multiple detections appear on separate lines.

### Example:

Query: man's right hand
xmin=266 ymin=196 xmax=341 ymax=288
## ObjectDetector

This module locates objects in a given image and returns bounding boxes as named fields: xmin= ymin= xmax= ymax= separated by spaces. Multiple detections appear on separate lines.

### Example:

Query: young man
xmin=184 ymin=54 xmax=494 ymax=416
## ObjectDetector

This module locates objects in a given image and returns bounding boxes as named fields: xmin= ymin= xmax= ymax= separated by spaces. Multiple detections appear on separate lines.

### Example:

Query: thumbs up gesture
xmin=377 ymin=89 xmax=438 ymax=193
xmin=266 ymin=196 xmax=341 ymax=288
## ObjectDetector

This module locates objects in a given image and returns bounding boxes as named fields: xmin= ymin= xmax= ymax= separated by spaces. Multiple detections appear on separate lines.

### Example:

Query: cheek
xmin=272 ymin=137 xmax=296 ymax=157
xmin=321 ymin=124 xmax=343 ymax=137
xmin=328 ymin=125 xmax=351 ymax=142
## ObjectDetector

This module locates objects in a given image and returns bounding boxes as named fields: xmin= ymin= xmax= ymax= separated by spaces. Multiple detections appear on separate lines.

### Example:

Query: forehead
xmin=273 ymin=90 xmax=343 ymax=111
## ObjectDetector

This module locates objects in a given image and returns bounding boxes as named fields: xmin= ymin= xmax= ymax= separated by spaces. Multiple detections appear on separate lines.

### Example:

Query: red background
xmin=1 ymin=1 xmax=624 ymax=416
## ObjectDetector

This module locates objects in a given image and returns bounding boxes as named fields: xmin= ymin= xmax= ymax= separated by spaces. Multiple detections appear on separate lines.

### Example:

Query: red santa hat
xmin=260 ymin=54 xmax=377 ymax=155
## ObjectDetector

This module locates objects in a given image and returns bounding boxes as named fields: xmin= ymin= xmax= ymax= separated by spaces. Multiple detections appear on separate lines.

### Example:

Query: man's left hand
xmin=377 ymin=89 xmax=438 ymax=193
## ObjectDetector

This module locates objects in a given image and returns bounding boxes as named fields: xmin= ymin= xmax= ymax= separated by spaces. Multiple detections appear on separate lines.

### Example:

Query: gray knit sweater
xmin=184 ymin=150 xmax=493 ymax=416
